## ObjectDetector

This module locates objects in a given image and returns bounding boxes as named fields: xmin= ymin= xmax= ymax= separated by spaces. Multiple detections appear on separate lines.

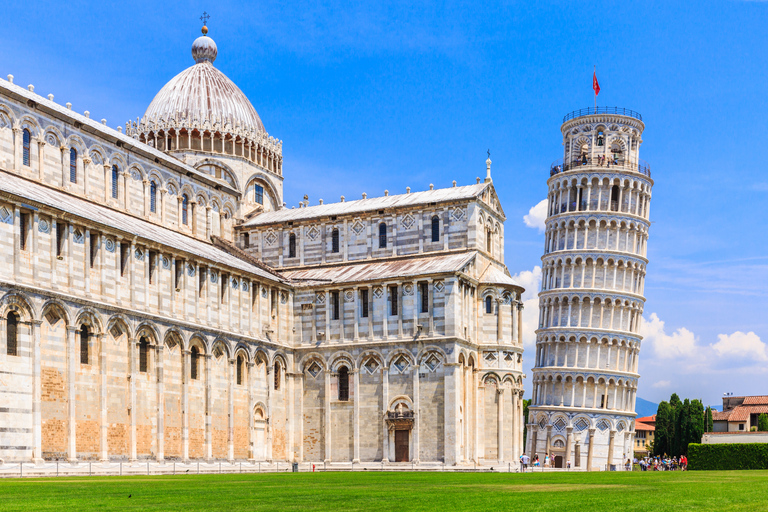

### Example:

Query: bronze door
xmin=395 ymin=430 xmax=409 ymax=462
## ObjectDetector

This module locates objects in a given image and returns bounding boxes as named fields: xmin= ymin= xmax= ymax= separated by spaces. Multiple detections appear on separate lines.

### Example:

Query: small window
xmin=242 ymin=233 xmax=250 ymax=249
xmin=148 ymin=251 xmax=157 ymax=284
xmin=274 ymin=362 xmax=281 ymax=390
xmin=486 ymin=228 xmax=492 ymax=253
xmin=420 ymin=282 xmax=429 ymax=313
xmin=19 ymin=212 xmax=29 ymax=251
xmin=175 ymin=260 xmax=183 ymax=290
xmin=56 ymin=223 xmax=65 ymax=258
xmin=485 ymin=296 xmax=493 ymax=314
xmin=331 ymin=291 xmax=340 ymax=320
xmin=139 ymin=337 xmax=149 ymax=373
xmin=361 ymin=289 xmax=369 ymax=318
xmin=379 ymin=223 xmax=387 ymax=249
xmin=120 ymin=243 xmax=129 ymax=277
xmin=237 ymin=355 xmax=244 ymax=385
xmin=431 ymin=215 xmax=440 ymax=242
xmin=22 ymin=129 xmax=30 ymax=167
xmin=289 ymin=233 xmax=296 ymax=258
xmin=79 ymin=325 xmax=89 ymax=365
xmin=6 ymin=312 xmax=18 ymax=356
xmin=181 ymin=194 xmax=189 ymax=225
xmin=90 ymin=234 xmax=99 ymax=268
xmin=331 ymin=228 xmax=340 ymax=253
xmin=199 ymin=268 xmax=206 ymax=298
xmin=111 ymin=165 xmax=119 ymax=199
xmin=69 ymin=148 xmax=77 ymax=183
xmin=338 ymin=366 xmax=349 ymax=401
xmin=190 ymin=346 xmax=199 ymax=380
xmin=611 ymin=185 xmax=620 ymax=211
xmin=389 ymin=285 xmax=398 ymax=316
xmin=150 ymin=181 xmax=157 ymax=213
xmin=254 ymin=184 xmax=264 ymax=205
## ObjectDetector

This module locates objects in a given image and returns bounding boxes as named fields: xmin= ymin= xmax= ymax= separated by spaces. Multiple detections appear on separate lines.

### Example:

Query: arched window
xmin=6 ymin=312 xmax=18 ymax=356
xmin=288 ymin=233 xmax=296 ymax=258
xmin=111 ymin=165 xmax=119 ymax=199
xmin=150 ymin=181 xmax=157 ymax=213
xmin=274 ymin=362 xmax=281 ymax=390
xmin=486 ymin=228 xmax=492 ymax=253
xmin=485 ymin=296 xmax=493 ymax=314
xmin=139 ymin=337 xmax=149 ymax=373
xmin=254 ymin=184 xmax=264 ymax=205
xmin=190 ymin=346 xmax=199 ymax=380
xmin=237 ymin=354 xmax=244 ymax=385
xmin=331 ymin=228 xmax=340 ymax=253
xmin=69 ymin=148 xmax=77 ymax=183
xmin=611 ymin=186 xmax=620 ymax=211
xmin=22 ymin=129 xmax=30 ymax=167
xmin=338 ymin=366 xmax=349 ymax=401
xmin=379 ymin=223 xmax=387 ymax=249
xmin=181 ymin=194 xmax=189 ymax=225
xmin=79 ymin=325 xmax=89 ymax=365
xmin=431 ymin=215 xmax=440 ymax=242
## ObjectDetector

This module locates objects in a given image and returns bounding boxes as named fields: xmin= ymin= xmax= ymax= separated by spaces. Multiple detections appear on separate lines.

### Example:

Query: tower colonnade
xmin=528 ymin=109 xmax=653 ymax=471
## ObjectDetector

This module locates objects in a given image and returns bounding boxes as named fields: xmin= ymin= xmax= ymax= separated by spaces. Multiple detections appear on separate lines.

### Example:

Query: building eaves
xmin=241 ymin=183 xmax=490 ymax=227
xmin=0 ymin=170 xmax=285 ymax=283
xmin=0 ymin=78 xmax=240 ymax=197
xmin=280 ymin=251 xmax=477 ymax=286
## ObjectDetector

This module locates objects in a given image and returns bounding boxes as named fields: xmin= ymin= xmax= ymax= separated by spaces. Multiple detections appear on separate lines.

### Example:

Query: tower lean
xmin=528 ymin=107 xmax=653 ymax=470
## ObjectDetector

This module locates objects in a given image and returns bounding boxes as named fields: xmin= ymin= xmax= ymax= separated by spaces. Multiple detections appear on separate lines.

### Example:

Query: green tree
xmin=655 ymin=401 xmax=672 ymax=456
xmin=705 ymin=407 xmax=714 ymax=433
xmin=758 ymin=413 xmax=768 ymax=432
xmin=523 ymin=399 xmax=531 ymax=447
xmin=675 ymin=398 xmax=691 ymax=456
xmin=688 ymin=399 xmax=705 ymax=451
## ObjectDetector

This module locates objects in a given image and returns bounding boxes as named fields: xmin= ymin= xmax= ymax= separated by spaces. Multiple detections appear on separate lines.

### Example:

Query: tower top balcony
xmin=563 ymin=107 xmax=642 ymax=124
xmin=549 ymin=157 xmax=651 ymax=179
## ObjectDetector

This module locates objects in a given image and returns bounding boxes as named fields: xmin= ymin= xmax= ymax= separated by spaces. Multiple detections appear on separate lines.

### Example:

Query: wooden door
xmin=395 ymin=430 xmax=409 ymax=462
xmin=555 ymin=455 xmax=563 ymax=468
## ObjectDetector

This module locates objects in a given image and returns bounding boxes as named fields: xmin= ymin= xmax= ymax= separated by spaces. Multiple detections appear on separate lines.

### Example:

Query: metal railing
xmin=563 ymin=107 xmax=643 ymax=123
xmin=549 ymin=157 xmax=651 ymax=178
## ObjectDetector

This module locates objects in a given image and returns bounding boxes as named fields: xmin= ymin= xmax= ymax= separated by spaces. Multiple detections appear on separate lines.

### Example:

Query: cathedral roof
xmin=141 ymin=28 xmax=266 ymax=136
xmin=242 ymin=182 xmax=493 ymax=227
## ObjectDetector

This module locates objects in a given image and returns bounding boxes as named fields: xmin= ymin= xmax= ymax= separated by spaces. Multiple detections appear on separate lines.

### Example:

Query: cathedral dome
xmin=142 ymin=28 xmax=265 ymax=135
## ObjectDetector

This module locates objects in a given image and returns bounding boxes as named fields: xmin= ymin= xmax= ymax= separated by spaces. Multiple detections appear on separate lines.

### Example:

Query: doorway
xmin=395 ymin=430 xmax=410 ymax=462
xmin=554 ymin=455 xmax=564 ymax=468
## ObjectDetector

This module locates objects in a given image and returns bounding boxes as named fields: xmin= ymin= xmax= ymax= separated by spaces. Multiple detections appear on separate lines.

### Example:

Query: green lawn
xmin=0 ymin=470 xmax=766 ymax=511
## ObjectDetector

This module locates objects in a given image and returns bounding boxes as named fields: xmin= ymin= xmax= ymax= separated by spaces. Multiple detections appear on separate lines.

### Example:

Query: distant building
xmin=712 ymin=396 xmax=768 ymax=433
xmin=633 ymin=415 xmax=655 ymax=456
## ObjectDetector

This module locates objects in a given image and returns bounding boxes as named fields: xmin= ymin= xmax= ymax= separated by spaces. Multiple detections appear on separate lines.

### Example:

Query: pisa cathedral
xmin=0 ymin=26 xmax=527 ymax=465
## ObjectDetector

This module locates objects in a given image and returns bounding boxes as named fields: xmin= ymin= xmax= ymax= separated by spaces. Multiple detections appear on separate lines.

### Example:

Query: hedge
xmin=688 ymin=443 xmax=768 ymax=470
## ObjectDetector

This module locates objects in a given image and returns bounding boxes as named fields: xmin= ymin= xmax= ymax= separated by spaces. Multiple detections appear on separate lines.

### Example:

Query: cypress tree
xmin=758 ymin=413 xmax=768 ymax=432
xmin=705 ymin=407 xmax=714 ymax=433
xmin=689 ymin=399 xmax=705 ymax=450
xmin=655 ymin=401 xmax=671 ymax=456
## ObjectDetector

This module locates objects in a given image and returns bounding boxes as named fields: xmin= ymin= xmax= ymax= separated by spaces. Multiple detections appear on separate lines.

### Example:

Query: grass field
xmin=0 ymin=470 xmax=767 ymax=511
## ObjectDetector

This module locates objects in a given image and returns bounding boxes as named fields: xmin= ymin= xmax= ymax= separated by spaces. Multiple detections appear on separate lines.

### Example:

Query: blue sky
xmin=3 ymin=0 xmax=768 ymax=407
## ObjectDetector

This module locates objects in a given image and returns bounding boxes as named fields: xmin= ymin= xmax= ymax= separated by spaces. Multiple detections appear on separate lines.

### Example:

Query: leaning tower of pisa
xmin=528 ymin=107 xmax=653 ymax=471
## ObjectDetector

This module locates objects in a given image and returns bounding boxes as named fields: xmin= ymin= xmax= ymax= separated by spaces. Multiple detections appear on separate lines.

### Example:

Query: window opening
xmin=80 ymin=325 xmax=89 ymax=365
xmin=190 ymin=346 xmax=199 ymax=380
xmin=274 ymin=362 xmax=281 ymax=390
xmin=289 ymin=233 xmax=296 ymax=258
xmin=139 ymin=337 xmax=149 ymax=373
xmin=611 ymin=186 xmax=620 ymax=212
xmin=237 ymin=355 xmax=244 ymax=385
xmin=379 ymin=223 xmax=387 ymax=249
xmin=254 ymin=184 xmax=264 ymax=205
xmin=111 ymin=165 xmax=119 ymax=199
xmin=242 ymin=233 xmax=249 ymax=249
xmin=431 ymin=215 xmax=440 ymax=242
xmin=69 ymin=148 xmax=77 ymax=183
xmin=338 ymin=366 xmax=349 ymax=401
xmin=331 ymin=228 xmax=340 ymax=253
xmin=148 ymin=251 xmax=156 ymax=283
xmin=331 ymin=291 xmax=340 ymax=320
xmin=390 ymin=285 xmax=398 ymax=316
xmin=19 ymin=212 xmax=28 ymax=251
xmin=485 ymin=296 xmax=493 ymax=314
xmin=56 ymin=223 xmax=65 ymax=258
xmin=22 ymin=129 xmax=30 ymax=166
xmin=486 ymin=228 xmax=492 ymax=253
xmin=361 ymin=289 xmax=369 ymax=318
xmin=90 ymin=234 xmax=99 ymax=268
xmin=6 ymin=312 xmax=18 ymax=356
xmin=181 ymin=194 xmax=189 ymax=225
xmin=150 ymin=181 xmax=157 ymax=213
xmin=420 ymin=282 xmax=429 ymax=313
xmin=120 ymin=243 xmax=129 ymax=277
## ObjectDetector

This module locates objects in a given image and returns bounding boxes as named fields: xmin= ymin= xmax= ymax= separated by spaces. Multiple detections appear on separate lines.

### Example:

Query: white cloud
xmin=511 ymin=266 xmax=541 ymax=349
xmin=523 ymin=199 xmax=547 ymax=233
xmin=712 ymin=331 xmax=768 ymax=362
xmin=640 ymin=313 xmax=698 ymax=359
xmin=652 ymin=380 xmax=671 ymax=389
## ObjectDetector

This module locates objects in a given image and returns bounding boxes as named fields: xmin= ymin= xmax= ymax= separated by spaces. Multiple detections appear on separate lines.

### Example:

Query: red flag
xmin=593 ymin=70 xmax=600 ymax=96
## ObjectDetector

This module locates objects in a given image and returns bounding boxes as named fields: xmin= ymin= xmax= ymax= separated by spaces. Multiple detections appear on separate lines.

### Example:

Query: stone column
xmin=247 ymin=362 xmax=255 ymax=461
xmin=66 ymin=326 xmax=77 ymax=462
xmin=428 ymin=279 xmax=435 ymax=336
xmin=37 ymin=140 xmax=46 ymax=180
xmin=353 ymin=369 xmax=360 ymax=463
xmin=287 ymin=370 xmax=295 ymax=462
xmin=324 ymin=368 xmax=332 ymax=462
xmin=12 ymin=128 xmax=21 ymax=170
xmin=32 ymin=320 xmax=43 ymax=463
xmin=496 ymin=299 xmax=503 ymax=343
xmin=607 ymin=429 xmax=616 ymax=469
xmin=353 ymin=287 xmax=359 ymax=341
xmin=98 ymin=332 xmax=108 ymax=462
xmin=444 ymin=362 xmax=459 ymax=465
xmin=517 ymin=304 xmax=524 ymax=345
xmin=497 ymin=387 xmax=505 ymax=463
xmin=205 ymin=353 xmax=212 ymax=462
xmin=528 ymin=423 xmax=538 ymax=458
xmin=382 ymin=366 xmax=390 ymax=462
xmin=545 ymin=424 xmax=552 ymax=458
xmin=565 ymin=426 xmax=574 ymax=468
xmin=155 ymin=343 xmax=164 ymax=462
xmin=586 ymin=428 xmax=596 ymax=471
xmin=182 ymin=349 xmax=190 ymax=462
xmin=228 ymin=358 xmax=235 ymax=462
xmin=511 ymin=389 xmax=519 ymax=460
xmin=129 ymin=336 xmax=137 ymax=462
xmin=413 ymin=363 xmax=420 ymax=463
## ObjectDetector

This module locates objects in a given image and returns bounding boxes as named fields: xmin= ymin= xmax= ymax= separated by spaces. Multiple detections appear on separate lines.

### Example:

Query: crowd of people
xmin=637 ymin=455 xmax=688 ymax=471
